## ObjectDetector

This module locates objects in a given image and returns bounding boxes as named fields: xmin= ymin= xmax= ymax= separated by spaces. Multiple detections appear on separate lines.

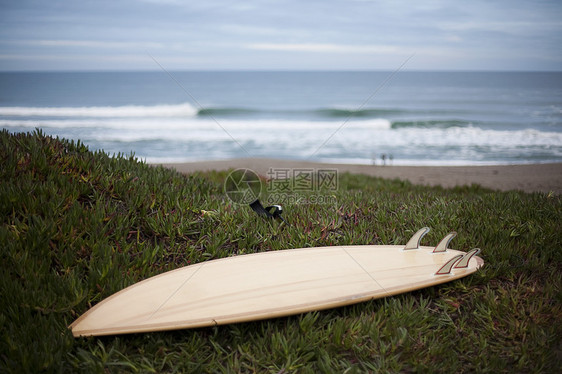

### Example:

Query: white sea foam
xmin=0 ymin=103 xmax=198 ymax=117
xmin=0 ymin=118 xmax=392 ymax=131
xmin=2 ymin=115 xmax=561 ymax=165
xmin=3 ymin=118 xmax=560 ymax=147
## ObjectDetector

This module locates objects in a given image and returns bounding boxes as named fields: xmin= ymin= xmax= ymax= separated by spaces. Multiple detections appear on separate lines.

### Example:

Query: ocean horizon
xmin=1 ymin=70 xmax=561 ymax=166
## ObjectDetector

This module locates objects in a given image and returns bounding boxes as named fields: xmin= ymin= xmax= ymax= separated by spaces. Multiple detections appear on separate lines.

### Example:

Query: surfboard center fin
xmin=404 ymin=227 xmax=430 ymax=250
xmin=433 ymin=232 xmax=457 ymax=253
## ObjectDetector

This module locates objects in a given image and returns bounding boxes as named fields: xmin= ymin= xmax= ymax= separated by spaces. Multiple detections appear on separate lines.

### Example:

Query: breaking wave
xmin=0 ymin=103 xmax=198 ymax=117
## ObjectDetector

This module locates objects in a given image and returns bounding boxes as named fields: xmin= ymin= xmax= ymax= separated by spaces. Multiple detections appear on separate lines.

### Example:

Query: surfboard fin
xmin=432 ymin=232 xmax=457 ymax=253
xmin=454 ymin=248 xmax=481 ymax=269
xmin=435 ymin=254 xmax=463 ymax=275
xmin=404 ymin=227 xmax=430 ymax=250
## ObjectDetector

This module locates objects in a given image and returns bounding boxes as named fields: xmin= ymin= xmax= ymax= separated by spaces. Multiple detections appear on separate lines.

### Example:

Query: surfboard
xmin=70 ymin=227 xmax=484 ymax=337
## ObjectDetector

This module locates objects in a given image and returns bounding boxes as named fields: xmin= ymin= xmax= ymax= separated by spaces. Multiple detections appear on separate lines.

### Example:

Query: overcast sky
xmin=1 ymin=0 xmax=561 ymax=71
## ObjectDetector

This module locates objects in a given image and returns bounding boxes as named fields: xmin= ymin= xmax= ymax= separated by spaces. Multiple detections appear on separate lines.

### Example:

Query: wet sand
xmin=158 ymin=159 xmax=562 ymax=194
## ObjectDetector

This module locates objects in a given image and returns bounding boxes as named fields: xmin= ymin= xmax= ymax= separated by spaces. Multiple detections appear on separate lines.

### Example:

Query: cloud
xmin=246 ymin=43 xmax=400 ymax=54
xmin=19 ymin=40 xmax=165 ymax=50
xmin=0 ymin=0 xmax=560 ymax=70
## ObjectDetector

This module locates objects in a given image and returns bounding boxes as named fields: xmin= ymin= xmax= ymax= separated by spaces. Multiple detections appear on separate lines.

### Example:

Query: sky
xmin=0 ymin=0 xmax=561 ymax=71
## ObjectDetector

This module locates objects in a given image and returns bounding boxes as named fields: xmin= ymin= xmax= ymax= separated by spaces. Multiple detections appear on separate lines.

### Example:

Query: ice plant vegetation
xmin=0 ymin=130 xmax=560 ymax=373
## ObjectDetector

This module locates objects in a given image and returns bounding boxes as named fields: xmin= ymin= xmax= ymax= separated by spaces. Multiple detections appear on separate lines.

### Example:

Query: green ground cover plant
xmin=1 ymin=130 xmax=560 ymax=373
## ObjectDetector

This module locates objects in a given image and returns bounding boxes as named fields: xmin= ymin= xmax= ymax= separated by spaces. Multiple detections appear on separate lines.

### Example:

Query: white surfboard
xmin=70 ymin=228 xmax=484 ymax=337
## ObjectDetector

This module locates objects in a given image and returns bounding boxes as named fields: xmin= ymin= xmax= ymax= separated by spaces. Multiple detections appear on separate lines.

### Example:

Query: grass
xmin=1 ymin=129 xmax=561 ymax=373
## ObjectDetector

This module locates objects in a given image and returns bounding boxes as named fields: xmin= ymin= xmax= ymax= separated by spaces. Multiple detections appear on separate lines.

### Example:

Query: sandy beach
xmin=159 ymin=159 xmax=562 ymax=195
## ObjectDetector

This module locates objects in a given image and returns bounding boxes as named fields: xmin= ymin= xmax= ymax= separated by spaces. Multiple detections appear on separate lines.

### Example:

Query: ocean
xmin=1 ymin=71 xmax=561 ymax=165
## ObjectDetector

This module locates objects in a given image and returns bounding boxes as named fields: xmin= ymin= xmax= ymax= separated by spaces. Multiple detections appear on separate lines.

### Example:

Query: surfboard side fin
xmin=404 ymin=227 xmax=430 ymax=250
xmin=432 ymin=232 xmax=457 ymax=253
xmin=435 ymin=254 xmax=463 ymax=275
xmin=454 ymin=248 xmax=481 ymax=269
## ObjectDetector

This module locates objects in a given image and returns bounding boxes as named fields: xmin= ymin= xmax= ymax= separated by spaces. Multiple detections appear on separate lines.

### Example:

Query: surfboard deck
xmin=70 ymin=228 xmax=484 ymax=337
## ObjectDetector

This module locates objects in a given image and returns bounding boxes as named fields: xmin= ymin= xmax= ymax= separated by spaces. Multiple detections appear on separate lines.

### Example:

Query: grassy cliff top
xmin=1 ymin=130 xmax=560 ymax=373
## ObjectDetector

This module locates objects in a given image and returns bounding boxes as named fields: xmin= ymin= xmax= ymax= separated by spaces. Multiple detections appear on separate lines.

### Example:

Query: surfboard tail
xmin=404 ymin=227 xmax=483 ymax=275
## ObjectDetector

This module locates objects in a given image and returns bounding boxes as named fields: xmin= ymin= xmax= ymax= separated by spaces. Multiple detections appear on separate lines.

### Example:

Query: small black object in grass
xmin=249 ymin=199 xmax=288 ymax=224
